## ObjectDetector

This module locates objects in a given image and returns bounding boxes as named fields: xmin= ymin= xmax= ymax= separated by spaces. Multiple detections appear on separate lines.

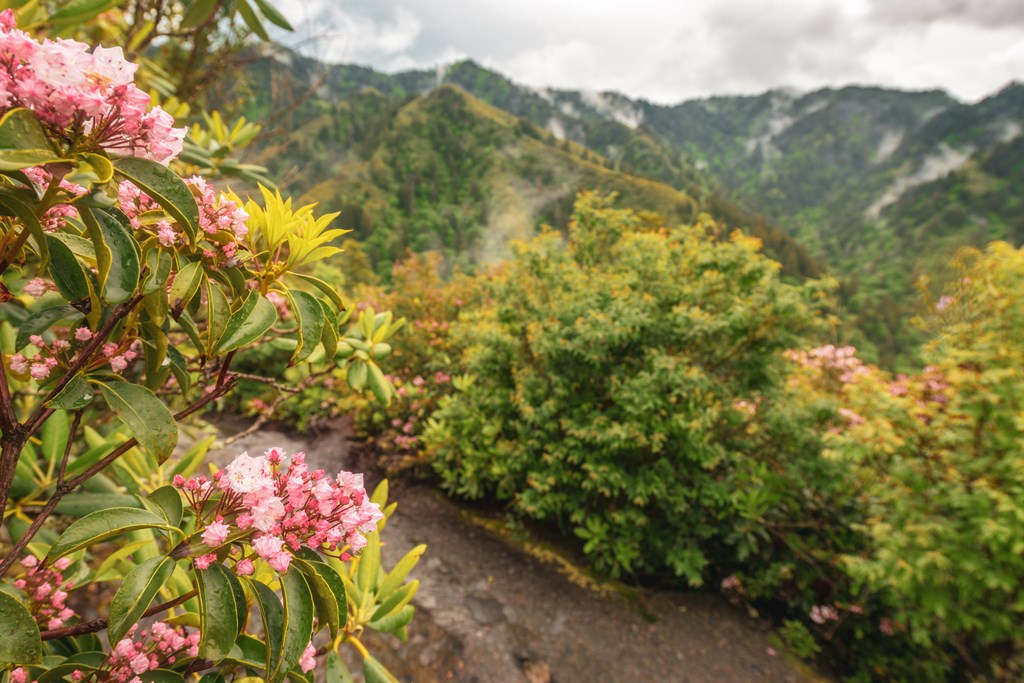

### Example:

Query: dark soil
xmin=209 ymin=417 xmax=827 ymax=683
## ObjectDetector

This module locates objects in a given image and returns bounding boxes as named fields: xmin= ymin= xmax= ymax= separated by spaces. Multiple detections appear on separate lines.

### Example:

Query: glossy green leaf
xmin=0 ymin=592 xmax=41 ymax=665
xmin=167 ymin=346 xmax=191 ymax=395
xmin=319 ymin=300 xmax=339 ymax=358
xmin=293 ymin=558 xmax=340 ymax=637
xmin=94 ymin=380 xmax=177 ymax=462
xmin=53 ymin=492 xmax=139 ymax=516
xmin=377 ymin=544 xmax=426 ymax=599
xmin=35 ymin=652 xmax=106 ymax=682
xmin=253 ymin=0 xmax=294 ymax=30
xmin=205 ymin=281 xmax=229 ymax=355
xmin=168 ymin=261 xmax=204 ymax=312
xmin=46 ymin=235 xmax=91 ymax=302
xmin=250 ymin=579 xmax=283 ymax=676
xmin=356 ymin=529 xmax=380 ymax=596
xmin=273 ymin=569 xmax=314 ymax=683
xmin=362 ymin=654 xmax=399 ymax=683
xmin=108 ymin=556 xmax=176 ymax=643
xmin=114 ymin=158 xmax=199 ymax=243
xmin=368 ymin=604 xmax=415 ymax=634
xmin=81 ymin=207 xmax=141 ymax=304
xmin=370 ymin=580 xmax=418 ymax=622
xmin=143 ymin=248 xmax=173 ymax=295
xmin=347 ymin=362 xmax=368 ymax=391
xmin=227 ymin=635 xmax=267 ymax=670
xmin=49 ymin=0 xmax=119 ymax=23
xmin=326 ymin=651 xmax=355 ymax=683
xmin=0 ymin=188 xmax=48 ymax=268
xmin=15 ymin=306 xmax=82 ymax=350
xmin=367 ymin=362 xmax=393 ymax=405
xmin=291 ymin=272 xmax=345 ymax=311
xmin=235 ymin=0 xmax=271 ymax=40
xmin=0 ymin=108 xmax=59 ymax=170
xmin=137 ymin=671 xmax=185 ymax=683
xmin=45 ymin=507 xmax=174 ymax=561
xmin=217 ymin=290 xmax=278 ymax=353
xmin=197 ymin=563 xmax=240 ymax=663
xmin=286 ymin=288 xmax=324 ymax=364
xmin=147 ymin=485 xmax=184 ymax=528
xmin=180 ymin=0 xmax=219 ymax=28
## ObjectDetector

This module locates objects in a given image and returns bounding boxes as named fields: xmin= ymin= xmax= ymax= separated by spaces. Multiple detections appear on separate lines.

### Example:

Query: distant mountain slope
xmin=225 ymin=50 xmax=1021 ymax=367
xmin=229 ymin=54 xmax=821 ymax=280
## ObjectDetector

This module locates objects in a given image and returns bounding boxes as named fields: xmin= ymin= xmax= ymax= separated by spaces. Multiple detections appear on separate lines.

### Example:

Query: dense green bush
xmin=422 ymin=192 xmax=837 ymax=582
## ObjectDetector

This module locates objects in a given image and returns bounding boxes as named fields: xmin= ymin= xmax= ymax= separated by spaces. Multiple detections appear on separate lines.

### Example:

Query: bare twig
xmin=40 ymin=589 xmax=198 ymax=641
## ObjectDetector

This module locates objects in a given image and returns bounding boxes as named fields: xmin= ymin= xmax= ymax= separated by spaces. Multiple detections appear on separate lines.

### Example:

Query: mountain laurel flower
xmin=235 ymin=558 xmax=254 ymax=576
xmin=23 ymin=277 xmax=50 ymax=297
xmin=15 ymin=553 xmax=76 ymax=630
xmin=200 ymin=519 xmax=230 ymax=546
xmin=177 ymin=448 xmax=384 ymax=572
xmin=0 ymin=14 xmax=185 ymax=163
xmin=299 ymin=642 xmax=317 ymax=673
xmin=193 ymin=553 xmax=217 ymax=570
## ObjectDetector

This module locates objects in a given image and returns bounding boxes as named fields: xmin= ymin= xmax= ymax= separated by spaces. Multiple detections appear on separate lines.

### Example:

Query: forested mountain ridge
xmin=224 ymin=49 xmax=1022 ymax=367
xmin=227 ymin=52 xmax=822 ymax=280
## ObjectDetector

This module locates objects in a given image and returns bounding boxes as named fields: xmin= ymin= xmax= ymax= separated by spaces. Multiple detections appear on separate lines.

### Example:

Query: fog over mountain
xmin=271 ymin=0 xmax=1024 ymax=103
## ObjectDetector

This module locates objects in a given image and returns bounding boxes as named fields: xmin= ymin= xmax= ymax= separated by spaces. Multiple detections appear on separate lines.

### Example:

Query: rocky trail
xmin=209 ymin=418 xmax=826 ymax=683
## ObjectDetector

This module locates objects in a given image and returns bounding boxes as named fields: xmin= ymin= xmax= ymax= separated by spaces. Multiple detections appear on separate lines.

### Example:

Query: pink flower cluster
xmin=9 ymin=333 xmax=68 ymax=381
xmin=22 ymin=166 xmax=86 ymax=231
xmin=102 ymin=622 xmax=199 ymax=682
xmin=786 ymin=345 xmax=869 ymax=385
xmin=809 ymin=604 xmax=840 ymax=625
xmin=0 ymin=11 xmax=184 ymax=163
xmin=118 ymin=177 xmax=248 ymax=264
xmin=13 ymin=555 xmax=75 ymax=630
xmin=176 ymin=448 xmax=384 ymax=573
xmin=102 ymin=339 xmax=140 ymax=374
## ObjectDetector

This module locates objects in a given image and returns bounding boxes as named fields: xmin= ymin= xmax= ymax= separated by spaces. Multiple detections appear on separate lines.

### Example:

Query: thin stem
xmin=22 ymin=294 xmax=144 ymax=439
xmin=55 ymin=410 xmax=83 ymax=486
xmin=0 ymin=378 xmax=237 ymax=578
xmin=40 ymin=589 xmax=198 ymax=641
xmin=0 ymin=349 xmax=18 ymax=433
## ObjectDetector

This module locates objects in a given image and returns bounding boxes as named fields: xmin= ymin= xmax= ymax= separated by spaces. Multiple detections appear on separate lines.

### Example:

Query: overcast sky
xmin=273 ymin=0 xmax=1024 ymax=104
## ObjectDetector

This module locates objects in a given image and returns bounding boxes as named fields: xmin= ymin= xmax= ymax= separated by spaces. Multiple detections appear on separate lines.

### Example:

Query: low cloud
xmin=274 ymin=0 xmax=1024 ymax=103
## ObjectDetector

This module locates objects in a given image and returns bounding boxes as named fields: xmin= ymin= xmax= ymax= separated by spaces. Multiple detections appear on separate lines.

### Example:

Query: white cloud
xmin=275 ymin=0 xmax=1024 ymax=103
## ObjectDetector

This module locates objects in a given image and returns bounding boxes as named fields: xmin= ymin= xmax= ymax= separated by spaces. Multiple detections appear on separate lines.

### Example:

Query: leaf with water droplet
xmin=0 ymin=591 xmax=42 ymax=665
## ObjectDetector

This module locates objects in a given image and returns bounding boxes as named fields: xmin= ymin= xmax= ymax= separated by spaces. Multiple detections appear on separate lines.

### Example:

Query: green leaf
xmin=0 ymin=108 xmax=59 ymax=170
xmin=367 ymin=362 xmax=393 ymax=405
xmin=197 ymin=563 xmax=241 ymax=663
xmin=167 ymin=346 xmax=191 ymax=394
xmin=180 ymin=0 xmax=219 ymax=28
xmin=0 ymin=592 xmax=41 ymax=665
xmin=227 ymin=635 xmax=267 ymax=670
xmin=15 ymin=306 xmax=82 ymax=350
xmin=235 ymin=0 xmax=271 ymax=40
xmin=95 ymin=380 xmax=177 ymax=462
xmin=319 ymin=300 xmax=338 ymax=358
xmin=114 ymin=158 xmax=199 ymax=243
xmin=205 ymin=281 xmax=229 ymax=355
xmin=285 ymin=288 xmax=325 ymax=364
xmin=250 ymin=579 xmax=283 ymax=676
xmin=347 ymin=362 xmax=368 ymax=392
xmin=290 ymin=272 xmax=345 ymax=311
xmin=45 ymin=507 xmax=174 ymax=562
xmin=370 ymin=580 xmax=418 ymax=622
xmin=80 ymin=207 xmax=141 ymax=304
xmin=45 ymin=373 xmax=94 ymax=410
xmin=216 ymin=290 xmax=278 ymax=353
xmin=35 ymin=652 xmax=106 ymax=682
xmin=253 ymin=0 xmax=293 ymax=30
xmin=377 ymin=544 xmax=426 ymax=599
xmin=368 ymin=604 xmax=415 ymax=634
xmin=46 ymin=234 xmax=91 ymax=302
xmin=137 ymin=671 xmax=186 ymax=683
xmin=293 ymin=558 xmax=340 ymax=638
xmin=362 ymin=654 xmax=399 ymax=683
xmin=49 ymin=0 xmax=119 ymax=23
xmin=108 ymin=556 xmax=176 ymax=643
xmin=168 ymin=261 xmax=204 ymax=312
xmin=0 ymin=188 xmax=48 ymax=268
xmin=326 ymin=651 xmax=355 ymax=683
xmin=274 ymin=568 xmax=314 ymax=683
xmin=147 ymin=485 xmax=184 ymax=528
xmin=143 ymin=248 xmax=173 ymax=295
xmin=54 ymin=492 xmax=139 ymax=516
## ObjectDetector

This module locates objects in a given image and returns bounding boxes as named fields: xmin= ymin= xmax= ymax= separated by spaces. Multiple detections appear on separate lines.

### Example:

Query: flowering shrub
xmin=0 ymin=7 xmax=418 ymax=682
